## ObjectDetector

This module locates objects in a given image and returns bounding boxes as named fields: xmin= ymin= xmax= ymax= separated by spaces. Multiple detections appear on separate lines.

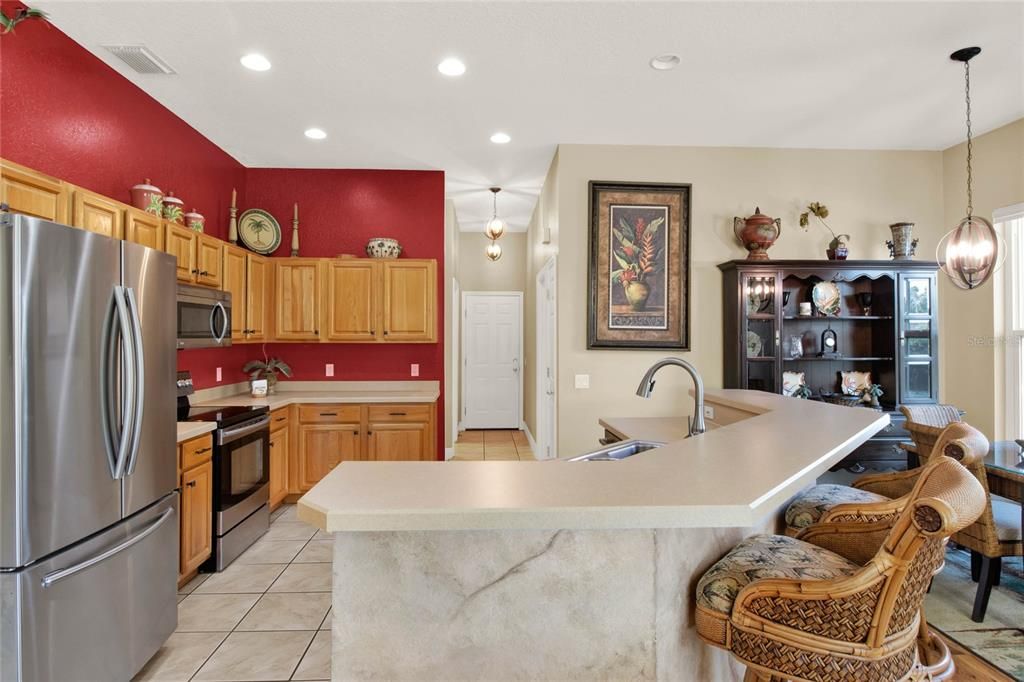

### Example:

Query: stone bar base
xmin=330 ymin=522 xmax=774 ymax=681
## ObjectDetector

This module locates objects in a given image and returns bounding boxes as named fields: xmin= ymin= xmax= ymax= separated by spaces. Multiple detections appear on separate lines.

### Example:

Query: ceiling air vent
xmin=102 ymin=45 xmax=175 ymax=75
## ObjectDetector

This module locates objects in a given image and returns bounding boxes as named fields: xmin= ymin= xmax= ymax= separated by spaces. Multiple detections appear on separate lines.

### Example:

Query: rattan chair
xmin=696 ymin=456 xmax=986 ymax=682
xmin=899 ymin=404 xmax=963 ymax=466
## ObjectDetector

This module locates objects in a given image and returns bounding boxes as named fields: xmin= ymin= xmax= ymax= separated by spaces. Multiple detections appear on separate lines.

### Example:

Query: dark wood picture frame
xmin=587 ymin=181 xmax=691 ymax=350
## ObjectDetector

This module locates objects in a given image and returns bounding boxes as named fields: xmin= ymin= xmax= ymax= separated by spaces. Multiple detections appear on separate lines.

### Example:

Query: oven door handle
xmin=218 ymin=415 xmax=271 ymax=445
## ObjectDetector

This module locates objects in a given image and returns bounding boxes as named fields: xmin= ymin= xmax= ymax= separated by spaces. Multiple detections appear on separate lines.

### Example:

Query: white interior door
xmin=536 ymin=259 xmax=557 ymax=459
xmin=463 ymin=292 xmax=522 ymax=429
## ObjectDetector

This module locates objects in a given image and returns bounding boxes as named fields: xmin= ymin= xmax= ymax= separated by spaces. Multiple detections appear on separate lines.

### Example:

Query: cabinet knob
xmin=186 ymin=480 xmax=197 ymax=488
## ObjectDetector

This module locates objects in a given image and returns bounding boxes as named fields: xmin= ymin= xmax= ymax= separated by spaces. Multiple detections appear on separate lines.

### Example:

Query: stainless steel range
xmin=177 ymin=372 xmax=270 ymax=570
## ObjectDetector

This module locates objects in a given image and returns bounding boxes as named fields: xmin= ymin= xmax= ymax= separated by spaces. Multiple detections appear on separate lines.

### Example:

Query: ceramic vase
xmin=733 ymin=207 xmax=782 ymax=261
xmin=130 ymin=179 xmax=164 ymax=216
xmin=184 ymin=209 xmax=205 ymax=233
xmin=623 ymin=281 xmax=651 ymax=311
xmin=162 ymin=192 xmax=185 ymax=224
xmin=886 ymin=222 xmax=918 ymax=260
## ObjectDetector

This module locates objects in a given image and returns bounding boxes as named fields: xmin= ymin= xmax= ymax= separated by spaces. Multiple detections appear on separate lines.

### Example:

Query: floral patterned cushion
xmin=696 ymin=534 xmax=860 ymax=614
xmin=784 ymin=484 xmax=889 ymax=530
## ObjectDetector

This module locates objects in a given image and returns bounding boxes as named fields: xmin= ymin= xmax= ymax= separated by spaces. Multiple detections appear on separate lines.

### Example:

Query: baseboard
xmin=522 ymin=422 xmax=545 ymax=460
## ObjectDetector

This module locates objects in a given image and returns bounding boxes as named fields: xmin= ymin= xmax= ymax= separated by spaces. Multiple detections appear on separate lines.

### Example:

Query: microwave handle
xmin=211 ymin=301 xmax=228 ymax=343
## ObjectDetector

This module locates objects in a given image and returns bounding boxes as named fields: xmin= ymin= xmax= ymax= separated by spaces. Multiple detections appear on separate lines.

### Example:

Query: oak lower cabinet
xmin=275 ymin=259 xmax=323 ymax=341
xmin=166 ymin=223 xmax=198 ymax=282
xmin=70 ymin=187 xmax=124 ymax=240
xmin=124 ymin=207 xmax=164 ymax=250
xmin=298 ymin=423 xmax=362 ymax=492
xmin=269 ymin=413 xmax=290 ymax=510
xmin=367 ymin=404 xmax=434 ymax=461
xmin=179 ymin=434 xmax=213 ymax=585
xmin=0 ymin=158 xmax=69 ymax=223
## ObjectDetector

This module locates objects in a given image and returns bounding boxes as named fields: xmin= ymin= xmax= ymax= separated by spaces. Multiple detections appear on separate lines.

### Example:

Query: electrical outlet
xmin=215 ymin=367 xmax=222 ymax=383
xmin=325 ymin=363 xmax=334 ymax=377
xmin=411 ymin=363 xmax=420 ymax=377
xmin=703 ymin=405 xmax=715 ymax=420
xmin=574 ymin=374 xmax=590 ymax=389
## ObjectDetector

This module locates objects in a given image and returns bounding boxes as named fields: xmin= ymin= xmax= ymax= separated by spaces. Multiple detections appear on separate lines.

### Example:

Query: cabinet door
xmin=246 ymin=255 xmax=270 ymax=342
xmin=222 ymin=245 xmax=248 ymax=340
xmin=124 ymin=207 xmax=164 ymax=250
xmin=367 ymin=423 xmax=428 ymax=461
xmin=269 ymin=426 xmax=290 ymax=509
xmin=71 ymin=187 xmax=124 ymax=239
xmin=298 ymin=423 xmax=360 ymax=491
xmin=382 ymin=260 xmax=436 ymax=342
xmin=898 ymin=273 xmax=939 ymax=404
xmin=0 ymin=159 xmax=69 ymax=223
xmin=740 ymin=272 xmax=781 ymax=394
xmin=180 ymin=460 xmax=213 ymax=576
xmin=275 ymin=260 xmax=322 ymax=341
xmin=325 ymin=260 xmax=379 ymax=341
xmin=195 ymin=234 xmax=223 ymax=288
xmin=165 ymin=223 xmax=197 ymax=282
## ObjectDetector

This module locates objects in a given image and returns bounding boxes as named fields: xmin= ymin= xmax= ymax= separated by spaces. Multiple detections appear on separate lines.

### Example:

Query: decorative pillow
xmin=782 ymin=371 xmax=806 ymax=397
xmin=841 ymin=371 xmax=871 ymax=396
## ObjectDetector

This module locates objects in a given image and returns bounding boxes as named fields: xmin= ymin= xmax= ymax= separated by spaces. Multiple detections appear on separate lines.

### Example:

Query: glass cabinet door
xmin=742 ymin=273 xmax=780 ymax=393
xmin=898 ymin=274 xmax=938 ymax=403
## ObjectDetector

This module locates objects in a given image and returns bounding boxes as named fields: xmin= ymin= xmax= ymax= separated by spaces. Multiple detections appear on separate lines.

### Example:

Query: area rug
xmin=926 ymin=546 xmax=1024 ymax=680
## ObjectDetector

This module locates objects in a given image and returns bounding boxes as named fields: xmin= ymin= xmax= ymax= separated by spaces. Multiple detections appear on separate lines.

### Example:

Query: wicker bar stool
xmin=696 ymin=456 xmax=986 ymax=682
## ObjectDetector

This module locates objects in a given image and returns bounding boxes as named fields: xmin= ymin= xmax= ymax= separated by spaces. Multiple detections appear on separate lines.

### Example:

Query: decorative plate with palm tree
xmin=238 ymin=208 xmax=282 ymax=255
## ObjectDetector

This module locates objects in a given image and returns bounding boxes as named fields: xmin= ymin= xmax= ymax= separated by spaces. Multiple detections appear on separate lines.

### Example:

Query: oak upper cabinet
xmin=366 ymin=404 xmax=435 ymax=461
xmin=325 ymin=260 xmax=379 ymax=341
xmin=246 ymin=254 xmax=270 ymax=342
xmin=0 ymin=158 xmax=69 ymax=223
xmin=275 ymin=259 xmax=322 ymax=341
xmin=165 ymin=222 xmax=198 ymax=282
xmin=71 ymin=187 xmax=124 ymax=239
xmin=382 ymin=260 xmax=436 ymax=342
xmin=269 ymin=413 xmax=290 ymax=510
xmin=222 ymin=245 xmax=248 ymax=340
xmin=195 ymin=234 xmax=223 ymax=288
xmin=124 ymin=207 xmax=164 ymax=250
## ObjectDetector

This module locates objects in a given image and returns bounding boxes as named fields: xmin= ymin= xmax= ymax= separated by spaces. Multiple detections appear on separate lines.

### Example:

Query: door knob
xmin=512 ymin=358 xmax=520 ymax=373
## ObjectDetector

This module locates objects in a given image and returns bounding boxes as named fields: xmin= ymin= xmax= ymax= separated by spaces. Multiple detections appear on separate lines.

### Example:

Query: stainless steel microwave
xmin=177 ymin=284 xmax=231 ymax=349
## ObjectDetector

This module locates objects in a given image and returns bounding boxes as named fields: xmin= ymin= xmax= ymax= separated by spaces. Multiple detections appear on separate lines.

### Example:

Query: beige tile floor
xmin=134 ymin=505 xmax=330 ymax=682
xmin=451 ymin=429 xmax=536 ymax=460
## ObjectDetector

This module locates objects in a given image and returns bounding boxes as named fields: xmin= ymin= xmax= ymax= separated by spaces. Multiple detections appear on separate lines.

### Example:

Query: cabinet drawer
xmin=367 ymin=404 xmax=430 ymax=423
xmin=181 ymin=434 xmax=214 ymax=471
xmin=299 ymin=404 xmax=361 ymax=423
xmin=270 ymin=408 xmax=290 ymax=431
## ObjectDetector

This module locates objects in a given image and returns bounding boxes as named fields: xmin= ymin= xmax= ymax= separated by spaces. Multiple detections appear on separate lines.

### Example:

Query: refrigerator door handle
xmin=99 ymin=291 xmax=121 ymax=477
xmin=101 ymin=286 xmax=136 ymax=479
xmin=40 ymin=506 xmax=175 ymax=588
xmin=124 ymin=287 xmax=146 ymax=475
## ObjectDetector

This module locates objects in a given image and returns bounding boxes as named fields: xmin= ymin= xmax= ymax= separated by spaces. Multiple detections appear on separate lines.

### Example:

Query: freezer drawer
xmin=0 ymin=494 xmax=178 ymax=682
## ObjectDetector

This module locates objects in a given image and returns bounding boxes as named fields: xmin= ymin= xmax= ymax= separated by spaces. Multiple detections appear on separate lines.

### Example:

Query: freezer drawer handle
xmin=40 ymin=507 xmax=175 ymax=589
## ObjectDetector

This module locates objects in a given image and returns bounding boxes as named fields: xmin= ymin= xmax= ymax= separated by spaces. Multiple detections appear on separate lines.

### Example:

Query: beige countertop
xmin=298 ymin=389 xmax=888 ymax=533
xmin=176 ymin=421 xmax=216 ymax=443
xmin=192 ymin=380 xmax=440 ymax=411
xmin=599 ymin=416 xmax=692 ymax=443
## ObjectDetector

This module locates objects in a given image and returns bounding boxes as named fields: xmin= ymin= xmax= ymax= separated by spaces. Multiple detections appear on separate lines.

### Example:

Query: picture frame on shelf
xmin=587 ymin=181 xmax=691 ymax=350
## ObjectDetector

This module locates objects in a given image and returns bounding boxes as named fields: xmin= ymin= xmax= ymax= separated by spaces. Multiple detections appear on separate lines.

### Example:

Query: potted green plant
xmin=242 ymin=357 xmax=293 ymax=394
xmin=799 ymin=202 xmax=850 ymax=260
xmin=862 ymin=383 xmax=884 ymax=409
xmin=793 ymin=384 xmax=813 ymax=400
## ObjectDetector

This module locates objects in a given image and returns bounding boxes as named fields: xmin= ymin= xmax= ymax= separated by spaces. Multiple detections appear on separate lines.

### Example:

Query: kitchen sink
xmin=560 ymin=439 xmax=665 ymax=462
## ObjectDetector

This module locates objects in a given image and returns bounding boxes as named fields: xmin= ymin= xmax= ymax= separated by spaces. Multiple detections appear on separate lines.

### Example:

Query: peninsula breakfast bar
xmin=298 ymin=389 xmax=887 ymax=681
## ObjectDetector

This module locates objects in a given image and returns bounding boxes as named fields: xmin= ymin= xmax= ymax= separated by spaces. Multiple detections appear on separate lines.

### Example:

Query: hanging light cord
xmin=963 ymin=59 xmax=973 ymax=219
xmin=492 ymin=191 xmax=498 ymax=221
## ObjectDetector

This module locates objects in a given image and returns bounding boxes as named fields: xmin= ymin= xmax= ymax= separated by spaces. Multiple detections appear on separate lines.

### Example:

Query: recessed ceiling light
xmin=649 ymin=54 xmax=681 ymax=71
xmin=437 ymin=57 xmax=466 ymax=77
xmin=240 ymin=53 xmax=271 ymax=71
xmin=304 ymin=128 xmax=327 ymax=140
xmin=490 ymin=132 xmax=511 ymax=144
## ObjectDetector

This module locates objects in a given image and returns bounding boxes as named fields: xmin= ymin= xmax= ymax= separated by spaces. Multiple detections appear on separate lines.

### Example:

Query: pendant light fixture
xmin=485 ymin=240 xmax=502 ymax=261
xmin=485 ymin=187 xmax=506 ymax=240
xmin=937 ymin=47 xmax=1002 ymax=290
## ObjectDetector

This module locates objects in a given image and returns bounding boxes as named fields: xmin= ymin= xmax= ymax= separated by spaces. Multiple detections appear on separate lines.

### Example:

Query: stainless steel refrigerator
xmin=0 ymin=214 xmax=178 ymax=681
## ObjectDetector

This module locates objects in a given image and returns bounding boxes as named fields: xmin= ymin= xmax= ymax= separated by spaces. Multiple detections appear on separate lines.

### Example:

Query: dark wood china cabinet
xmin=719 ymin=260 xmax=940 ymax=472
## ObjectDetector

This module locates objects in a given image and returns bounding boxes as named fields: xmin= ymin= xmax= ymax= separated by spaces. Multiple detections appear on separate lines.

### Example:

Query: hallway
xmin=452 ymin=430 xmax=536 ymax=461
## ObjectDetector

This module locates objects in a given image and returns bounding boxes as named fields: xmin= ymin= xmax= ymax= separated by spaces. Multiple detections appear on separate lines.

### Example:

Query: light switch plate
xmin=411 ymin=363 xmax=420 ymax=377
xmin=574 ymin=374 xmax=590 ymax=389
xmin=215 ymin=367 xmax=222 ymax=382
xmin=703 ymin=405 xmax=716 ymax=420
xmin=325 ymin=363 xmax=334 ymax=377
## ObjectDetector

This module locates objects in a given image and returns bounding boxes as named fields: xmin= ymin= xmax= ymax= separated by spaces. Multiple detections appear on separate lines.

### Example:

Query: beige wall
xmin=550 ymin=144 xmax=945 ymax=457
xmin=940 ymin=118 xmax=1024 ymax=439
xmin=443 ymin=199 xmax=460 ymax=450
xmin=457 ymin=231 xmax=528 ymax=293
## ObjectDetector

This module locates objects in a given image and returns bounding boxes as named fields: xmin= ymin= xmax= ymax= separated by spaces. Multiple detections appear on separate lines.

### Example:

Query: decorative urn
xmin=184 ymin=208 xmax=205 ymax=233
xmin=130 ymin=179 xmax=163 ymax=215
xmin=733 ymin=207 xmax=782 ymax=260
xmin=162 ymin=192 xmax=185 ymax=224
xmin=886 ymin=222 xmax=918 ymax=260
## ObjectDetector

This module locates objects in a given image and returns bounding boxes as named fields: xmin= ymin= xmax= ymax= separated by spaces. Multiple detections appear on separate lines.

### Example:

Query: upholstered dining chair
xmin=900 ymin=404 xmax=963 ymax=466
xmin=784 ymin=421 xmax=986 ymax=537
xmin=695 ymin=456 xmax=986 ymax=682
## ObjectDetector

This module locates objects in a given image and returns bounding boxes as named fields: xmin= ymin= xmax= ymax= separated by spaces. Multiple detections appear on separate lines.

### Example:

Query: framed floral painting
xmin=588 ymin=181 xmax=691 ymax=349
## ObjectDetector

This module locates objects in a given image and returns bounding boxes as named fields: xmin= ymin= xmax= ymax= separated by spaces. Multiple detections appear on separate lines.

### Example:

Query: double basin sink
xmin=561 ymin=439 xmax=665 ymax=462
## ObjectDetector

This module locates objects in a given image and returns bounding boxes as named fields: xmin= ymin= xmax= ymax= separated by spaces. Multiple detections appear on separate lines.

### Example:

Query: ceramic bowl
xmin=366 ymin=238 xmax=402 ymax=259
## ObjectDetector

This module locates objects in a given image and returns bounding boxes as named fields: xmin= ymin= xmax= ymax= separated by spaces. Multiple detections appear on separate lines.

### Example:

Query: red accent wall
xmin=0 ymin=16 xmax=446 ymax=457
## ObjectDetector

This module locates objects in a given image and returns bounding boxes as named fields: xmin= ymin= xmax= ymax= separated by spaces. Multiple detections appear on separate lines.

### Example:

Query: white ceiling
xmin=41 ymin=1 xmax=1024 ymax=233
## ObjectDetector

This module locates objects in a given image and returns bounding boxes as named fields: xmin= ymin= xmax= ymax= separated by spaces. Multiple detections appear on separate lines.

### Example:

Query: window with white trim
xmin=996 ymin=203 xmax=1024 ymax=439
